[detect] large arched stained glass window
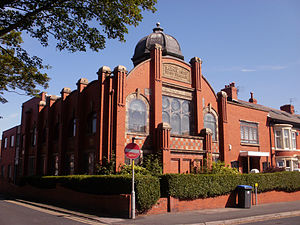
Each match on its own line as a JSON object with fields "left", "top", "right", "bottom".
{"left": 204, "top": 113, "right": 217, "bottom": 141}
{"left": 162, "top": 95, "right": 192, "bottom": 135}
{"left": 128, "top": 99, "right": 147, "bottom": 133}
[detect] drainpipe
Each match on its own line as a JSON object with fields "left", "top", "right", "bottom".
{"left": 268, "top": 120, "right": 273, "bottom": 167}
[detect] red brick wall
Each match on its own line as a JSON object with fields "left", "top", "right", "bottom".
{"left": 224, "top": 102, "right": 271, "bottom": 171}
{"left": 0, "top": 179, "right": 130, "bottom": 217}
{"left": 145, "top": 190, "right": 300, "bottom": 215}
{"left": 0, "top": 126, "right": 18, "bottom": 180}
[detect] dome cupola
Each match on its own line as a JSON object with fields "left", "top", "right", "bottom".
{"left": 131, "top": 23, "right": 184, "bottom": 66}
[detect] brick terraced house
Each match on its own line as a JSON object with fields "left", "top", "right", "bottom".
{"left": 1, "top": 24, "right": 300, "bottom": 181}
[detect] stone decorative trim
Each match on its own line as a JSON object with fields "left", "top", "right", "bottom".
{"left": 162, "top": 63, "right": 191, "bottom": 84}
{"left": 162, "top": 84, "right": 193, "bottom": 100}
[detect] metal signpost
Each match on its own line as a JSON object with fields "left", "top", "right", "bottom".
{"left": 255, "top": 183, "right": 258, "bottom": 205}
{"left": 124, "top": 141, "right": 141, "bottom": 219}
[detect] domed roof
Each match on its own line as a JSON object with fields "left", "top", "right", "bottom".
{"left": 132, "top": 23, "right": 184, "bottom": 66}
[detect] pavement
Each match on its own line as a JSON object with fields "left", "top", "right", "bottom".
{"left": 2, "top": 195, "right": 300, "bottom": 225}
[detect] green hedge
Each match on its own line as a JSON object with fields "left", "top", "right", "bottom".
{"left": 160, "top": 172, "right": 300, "bottom": 200}
{"left": 22, "top": 174, "right": 160, "bottom": 213}
{"left": 22, "top": 172, "right": 300, "bottom": 211}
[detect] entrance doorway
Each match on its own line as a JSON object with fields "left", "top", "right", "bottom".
{"left": 242, "top": 157, "right": 260, "bottom": 173}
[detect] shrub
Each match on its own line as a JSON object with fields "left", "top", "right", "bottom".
{"left": 210, "top": 161, "right": 240, "bottom": 175}
{"left": 95, "top": 155, "right": 116, "bottom": 175}
{"left": 191, "top": 160, "right": 240, "bottom": 175}
{"left": 142, "top": 153, "right": 163, "bottom": 176}
{"left": 135, "top": 175, "right": 160, "bottom": 213}
{"left": 161, "top": 172, "right": 300, "bottom": 199}
{"left": 118, "top": 164, "right": 150, "bottom": 175}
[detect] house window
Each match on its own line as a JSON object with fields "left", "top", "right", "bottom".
{"left": 31, "top": 127, "right": 37, "bottom": 146}
{"left": 274, "top": 125, "right": 296, "bottom": 150}
{"left": 231, "top": 161, "right": 239, "bottom": 170}
{"left": 69, "top": 118, "right": 76, "bottom": 137}
{"left": 277, "top": 160, "right": 284, "bottom": 167}
{"left": 4, "top": 137, "right": 8, "bottom": 149}
{"left": 128, "top": 99, "right": 147, "bottom": 133}
{"left": 283, "top": 129, "right": 290, "bottom": 149}
{"left": 292, "top": 132, "right": 297, "bottom": 149}
{"left": 204, "top": 113, "right": 217, "bottom": 141}
{"left": 275, "top": 130, "right": 282, "bottom": 149}
{"left": 10, "top": 135, "right": 14, "bottom": 147}
{"left": 240, "top": 121, "right": 258, "bottom": 144}
{"left": 162, "top": 95, "right": 192, "bottom": 135}
{"left": 87, "top": 112, "right": 97, "bottom": 134}
{"left": 16, "top": 134, "right": 20, "bottom": 147}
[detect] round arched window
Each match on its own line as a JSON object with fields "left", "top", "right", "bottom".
{"left": 204, "top": 113, "right": 217, "bottom": 141}
{"left": 128, "top": 99, "right": 147, "bottom": 133}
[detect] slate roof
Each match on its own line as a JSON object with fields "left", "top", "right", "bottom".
{"left": 229, "top": 99, "right": 300, "bottom": 126}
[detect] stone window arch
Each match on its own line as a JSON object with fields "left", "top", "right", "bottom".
{"left": 126, "top": 91, "right": 149, "bottom": 134}
{"left": 203, "top": 105, "right": 218, "bottom": 141}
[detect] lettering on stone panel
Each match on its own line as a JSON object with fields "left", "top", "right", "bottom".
{"left": 163, "top": 63, "right": 191, "bottom": 84}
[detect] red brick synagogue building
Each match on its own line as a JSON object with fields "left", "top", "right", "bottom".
{"left": 1, "top": 24, "right": 300, "bottom": 181}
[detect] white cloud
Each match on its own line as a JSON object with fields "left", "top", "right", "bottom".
{"left": 212, "top": 64, "right": 287, "bottom": 73}
{"left": 241, "top": 69, "right": 256, "bottom": 72}
{"left": 258, "top": 65, "right": 286, "bottom": 71}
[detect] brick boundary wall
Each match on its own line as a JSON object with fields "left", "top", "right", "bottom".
{"left": 1, "top": 179, "right": 300, "bottom": 218}
{"left": 145, "top": 190, "right": 300, "bottom": 215}
{"left": 0, "top": 180, "right": 131, "bottom": 218}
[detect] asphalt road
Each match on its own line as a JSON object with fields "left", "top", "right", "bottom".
{"left": 1, "top": 194, "right": 300, "bottom": 225}
{"left": 0, "top": 195, "right": 95, "bottom": 225}
{"left": 242, "top": 215, "right": 300, "bottom": 225}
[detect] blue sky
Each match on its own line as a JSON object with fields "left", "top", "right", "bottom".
{"left": 1, "top": 0, "right": 300, "bottom": 136}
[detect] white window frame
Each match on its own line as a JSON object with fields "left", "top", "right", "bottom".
{"left": 10, "top": 135, "right": 15, "bottom": 147}
{"left": 275, "top": 130, "right": 282, "bottom": 149}
{"left": 276, "top": 157, "right": 299, "bottom": 171}
{"left": 240, "top": 121, "right": 259, "bottom": 144}
{"left": 273, "top": 124, "right": 296, "bottom": 150}
{"left": 291, "top": 131, "right": 297, "bottom": 149}
{"left": 4, "top": 137, "right": 8, "bottom": 149}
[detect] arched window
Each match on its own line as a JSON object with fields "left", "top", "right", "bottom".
{"left": 31, "top": 126, "right": 37, "bottom": 146}
{"left": 87, "top": 112, "right": 97, "bottom": 134}
{"left": 204, "top": 113, "right": 217, "bottom": 141}
{"left": 68, "top": 118, "right": 76, "bottom": 137}
{"left": 128, "top": 99, "right": 147, "bottom": 133}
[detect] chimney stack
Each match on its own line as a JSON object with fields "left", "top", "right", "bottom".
{"left": 221, "top": 82, "right": 237, "bottom": 100}
{"left": 280, "top": 104, "right": 295, "bottom": 114}
{"left": 249, "top": 92, "right": 257, "bottom": 104}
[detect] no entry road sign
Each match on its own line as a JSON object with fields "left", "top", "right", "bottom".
{"left": 125, "top": 143, "right": 140, "bottom": 159}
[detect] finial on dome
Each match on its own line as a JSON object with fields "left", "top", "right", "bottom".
{"left": 153, "top": 22, "right": 163, "bottom": 32}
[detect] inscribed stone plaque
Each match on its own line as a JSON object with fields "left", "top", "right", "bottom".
{"left": 163, "top": 63, "right": 191, "bottom": 84}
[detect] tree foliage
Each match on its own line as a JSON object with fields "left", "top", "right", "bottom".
{"left": 0, "top": 0, "right": 157, "bottom": 103}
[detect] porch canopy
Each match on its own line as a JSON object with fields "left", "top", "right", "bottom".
{"left": 240, "top": 151, "right": 270, "bottom": 173}
{"left": 240, "top": 151, "right": 270, "bottom": 157}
